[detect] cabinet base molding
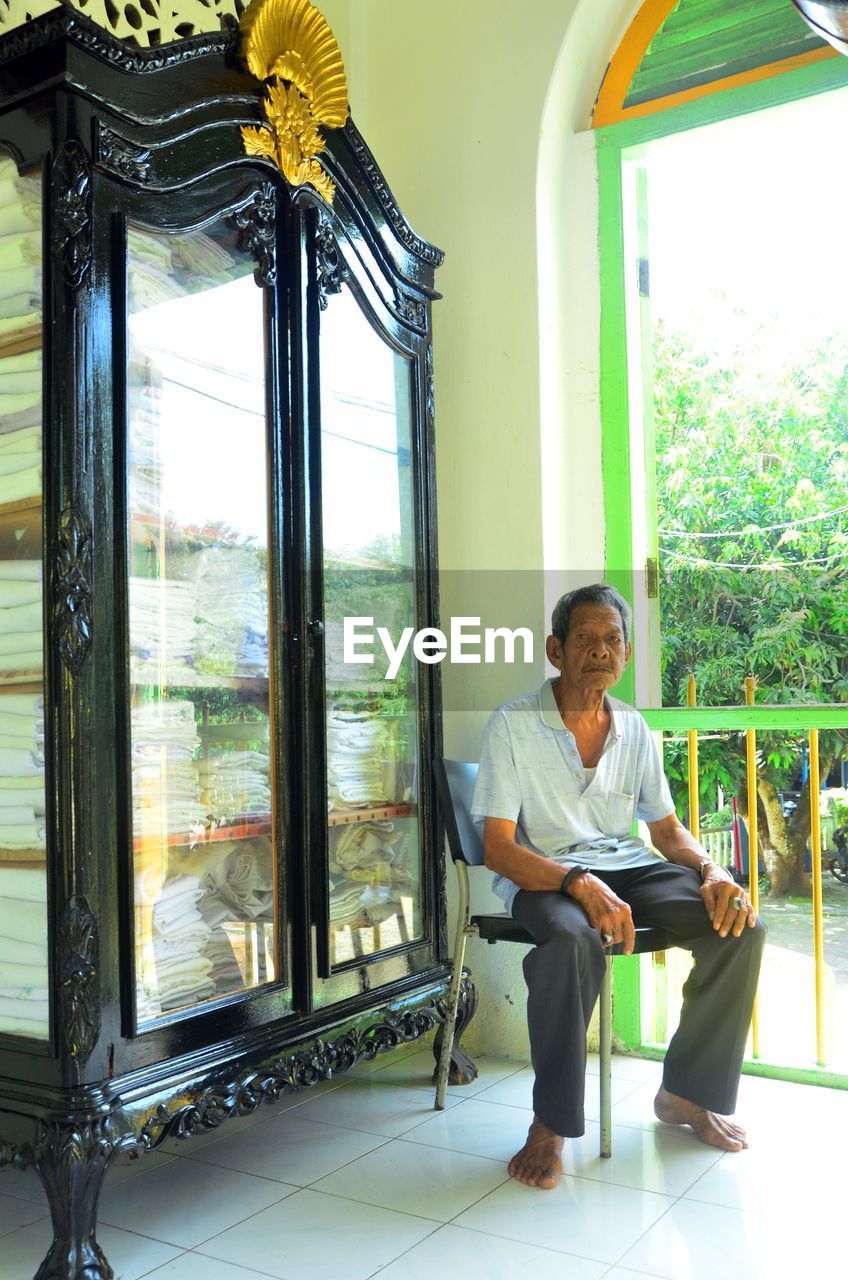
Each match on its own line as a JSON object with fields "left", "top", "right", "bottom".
{"left": 0, "top": 973, "right": 478, "bottom": 1279}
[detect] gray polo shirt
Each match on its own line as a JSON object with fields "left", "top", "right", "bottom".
{"left": 471, "top": 679, "right": 674, "bottom": 914}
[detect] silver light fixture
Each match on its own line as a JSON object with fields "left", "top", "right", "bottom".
{"left": 793, "top": 1, "right": 848, "bottom": 53}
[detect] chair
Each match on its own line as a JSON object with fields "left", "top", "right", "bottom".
{"left": 433, "top": 758, "right": 670, "bottom": 1158}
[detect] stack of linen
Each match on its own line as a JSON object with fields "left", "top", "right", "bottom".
{"left": 0, "top": 406, "right": 40, "bottom": 508}
{"left": 129, "top": 576, "right": 198, "bottom": 685}
{"left": 0, "top": 561, "right": 42, "bottom": 682}
{"left": 170, "top": 231, "right": 236, "bottom": 286}
{"left": 188, "top": 836, "right": 275, "bottom": 994}
{"left": 0, "top": 689, "right": 45, "bottom": 857}
{"left": 0, "top": 157, "right": 41, "bottom": 351}
{"left": 328, "top": 818, "right": 412, "bottom": 931}
{"left": 330, "top": 818, "right": 406, "bottom": 878}
{"left": 135, "top": 869, "right": 214, "bottom": 1017}
{"left": 131, "top": 699, "right": 205, "bottom": 843}
{"left": 202, "top": 746, "right": 271, "bottom": 825}
{"left": 193, "top": 545, "right": 269, "bottom": 679}
{"left": 326, "top": 704, "right": 389, "bottom": 809}
{"left": 0, "top": 864, "right": 48, "bottom": 1037}
{"left": 328, "top": 879, "right": 369, "bottom": 928}
{"left": 128, "top": 232, "right": 183, "bottom": 312}
{"left": 128, "top": 227, "right": 237, "bottom": 315}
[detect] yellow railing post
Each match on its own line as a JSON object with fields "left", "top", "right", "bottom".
{"left": 744, "top": 676, "right": 760, "bottom": 1058}
{"left": 809, "top": 729, "right": 826, "bottom": 1066}
{"left": 687, "top": 673, "right": 699, "bottom": 842}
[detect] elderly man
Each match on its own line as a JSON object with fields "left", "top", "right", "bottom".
{"left": 472, "top": 583, "right": 765, "bottom": 1189}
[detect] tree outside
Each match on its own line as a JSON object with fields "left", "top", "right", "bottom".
{"left": 654, "top": 321, "right": 848, "bottom": 896}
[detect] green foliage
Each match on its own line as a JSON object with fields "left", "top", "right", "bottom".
{"left": 700, "top": 805, "right": 733, "bottom": 831}
{"left": 654, "top": 322, "right": 848, "bottom": 811}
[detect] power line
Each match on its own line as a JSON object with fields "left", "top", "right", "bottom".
{"left": 659, "top": 546, "right": 847, "bottom": 570}
{"left": 658, "top": 503, "right": 848, "bottom": 538}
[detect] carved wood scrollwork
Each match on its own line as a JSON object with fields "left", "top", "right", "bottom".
{"left": 1, "top": 1113, "right": 139, "bottom": 1280}
{"left": 52, "top": 140, "right": 93, "bottom": 289}
{"left": 347, "top": 125, "right": 445, "bottom": 269}
{"left": 395, "top": 291, "right": 427, "bottom": 332}
{"left": 315, "top": 216, "right": 346, "bottom": 309}
{"left": 0, "top": 3, "right": 246, "bottom": 52}
{"left": 52, "top": 506, "right": 93, "bottom": 674}
{"left": 230, "top": 183, "right": 277, "bottom": 287}
{"left": 425, "top": 343, "right": 435, "bottom": 430}
{"left": 137, "top": 981, "right": 473, "bottom": 1149}
{"left": 95, "top": 121, "right": 152, "bottom": 183}
{"left": 58, "top": 895, "right": 100, "bottom": 1065}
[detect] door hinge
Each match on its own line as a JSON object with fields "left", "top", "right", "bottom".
{"left": 638, "top": 256, "right": 650, "bottom": 298}
{"left": 646, "top": 556, "right": 659, "bottom": 599}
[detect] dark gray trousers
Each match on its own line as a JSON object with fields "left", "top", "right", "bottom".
{"left": 512, "top": 861, "right": 767, "bottom": 1137}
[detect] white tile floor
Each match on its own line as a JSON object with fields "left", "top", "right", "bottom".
{"left": 0, "top": 1042, "right": 844, "bottom": 1279}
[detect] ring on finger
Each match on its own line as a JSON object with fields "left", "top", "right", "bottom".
{"left": 601, "top": 930, "right": 613, "bottom": 945}
{"left": 732, "top": 896, "right": 745, "bottom": 911}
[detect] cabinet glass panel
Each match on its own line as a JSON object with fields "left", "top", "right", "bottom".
{"left": 127, "top": 219, "right": 278, "bottom": 1022}
{"left": 0, "top": 154, "right": 47, "bottom": 1040}
{"left": 320, "top": 286, "right": 422, "bottom": 966}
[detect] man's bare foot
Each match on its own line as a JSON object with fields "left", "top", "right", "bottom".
{"left": 654, "top": 1085, "right": 748, "bottom": 1152}
{"left": 508, "top": 1117, "right": 565, "bottom": 1188}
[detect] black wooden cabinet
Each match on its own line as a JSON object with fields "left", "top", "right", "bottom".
{"left": 0, "top": 11, "right": 473, "bottom": 1278}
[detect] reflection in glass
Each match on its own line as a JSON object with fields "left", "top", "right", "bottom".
{"left": 0, "top": 155, "right": 47, "bottom": 1039}
{"left": 320, "top": 287, "right": 422, "bottom": 966}
{"left": 127, "top": 220, "right": 278, "bottom": 1021}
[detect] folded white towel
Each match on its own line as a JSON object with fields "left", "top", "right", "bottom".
{"left": 0, "top": 822, "right": 44, "bottom": 845}
{"left": 0, "top": 264, "right": 41, "bottom": 304}
{"left": 0, "top": 693, "right": 43, "bottom": 717}
{"left": 0, "top": 559, "right": 40, "bottom": 579}
{"left": 0, "top": 201, "right": 40, "bottom": 241}
{"left": 0, "top": 807, "right": 38, "bottom": 826}
{"left": 0, "top": 608, "right": 42, "bottom": 636}
{"left": 0, "top": 936, "right": 46, "bottom": 964}
{"left": 0, "top": 959, "right": 47, "bottom": 986}
{"left": 0, "top": 451, "right": 39, "bottom": 476}
{"left": 0, "top": 866, "right": 45, "bottom": 902}
{"left": 0, "top": 1013, "right": 47, "bottom": 1036}
{"left": 0, "top": 234, "right": 41, "bottom": 273}
{"left": 0, "top": 652, "right": 42, "bottom": 675}
{"left": 0, "top": 634, "right": 41, "bottom": 657}
{"left": 0, "top": 786, "right": 42, "bottom": 810}
{"left": 0, "top": 464, "right": 40, "bottom": 503}
{"left": 0, "top": 296, "right": 39, "bottom": 321}
{"left": 0, "top": 746, "right": 42, "bottom": 776}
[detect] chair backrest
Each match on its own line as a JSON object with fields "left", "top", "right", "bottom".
{"left": 433, "top": 759, "right": 484, "bottom": 866}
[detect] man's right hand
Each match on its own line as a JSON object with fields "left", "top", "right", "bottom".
{"left": 564, "top": 872, "right": 635, "bottom": 954}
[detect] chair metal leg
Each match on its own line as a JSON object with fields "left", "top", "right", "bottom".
{"left": 435, "top": 862, "right": 471, "bottom": 1110}
{"left": 599, "top": 952, "right": 613, "bottom": 1158}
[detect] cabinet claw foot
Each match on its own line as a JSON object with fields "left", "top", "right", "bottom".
{"left": 31, "top": 1121, "right": 119, "bottom": 1280}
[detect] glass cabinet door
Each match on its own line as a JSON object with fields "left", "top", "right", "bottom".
{"left": 0, "top": 153, "right": 47, "bottom": 1040}
{"left": 319, "top": 285, "right": 423, "bottom": 968}
{"left": 126, "top": 217, "right": 280, "bottom": 1022}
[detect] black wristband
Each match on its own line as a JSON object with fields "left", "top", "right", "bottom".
{"left": 559, "top": 866, "right": 587, "bottom": 897}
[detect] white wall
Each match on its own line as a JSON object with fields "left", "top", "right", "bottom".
{"left": 346, "top": 0, "right": 642, "bottom": 1056}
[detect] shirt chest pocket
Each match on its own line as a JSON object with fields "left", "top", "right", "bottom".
{"left": 605, "top": 790, "right": 635, "bottom": 837}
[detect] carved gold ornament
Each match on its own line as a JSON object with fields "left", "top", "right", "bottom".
{"left": 240, "top": 0, "right": 349, "bottom": 204}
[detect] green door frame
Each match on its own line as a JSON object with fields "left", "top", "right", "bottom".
{"left": 597, "top": 54, "right": 848, "bottom": 1081}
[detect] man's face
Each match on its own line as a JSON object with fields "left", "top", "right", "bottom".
{"left": 546, "top": 602, "right": 631, "bottom": 693}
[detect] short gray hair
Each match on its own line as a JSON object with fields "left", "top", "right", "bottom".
{"left": 550, "top": 583, "right": 632, "bottom": 646}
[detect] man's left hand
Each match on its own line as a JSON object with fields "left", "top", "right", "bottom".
{"left": 700, "top": 866, "right": 757, "bottom": 938}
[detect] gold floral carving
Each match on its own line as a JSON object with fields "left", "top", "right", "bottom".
{"left": 239, "top": 0, "right": 349, "bottom": 204}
